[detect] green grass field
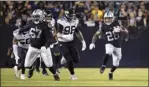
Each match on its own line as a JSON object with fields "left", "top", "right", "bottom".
{"left": 1, "top": 68, "right": 148, "bottom": 86}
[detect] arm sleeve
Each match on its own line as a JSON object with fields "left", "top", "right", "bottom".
{"left": 19, "top": 22, "right": 32, "bottom": 33}
{"left": 56, "top": 23, "right": 63, "bottom": 33}
{"left": 75, "top": 23, "right": 81, "bottom": 33}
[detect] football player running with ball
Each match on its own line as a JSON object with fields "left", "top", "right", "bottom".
{"left": 89, "top": 11, "right": 128, "bottom": 80}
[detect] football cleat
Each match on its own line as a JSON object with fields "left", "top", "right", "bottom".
{"left": 13, "top": 66, "right": 20, "bottom": 78}
{"left": 53, "top": 74, "right": 60, "bottom": 81}
{"left": 28, "top": 69, "right": 34, "bottom": 78}
{"left": 20, "top": 74, "right": 26, "bottom": 80}
{"left": 109, "top": 73, "right": 113, "bottom": 80}
{"left": 100, "top": 66, "right": 106, "bottom": 74}
{"left": 71, "top": 75, "right": 78, "bottom": 80}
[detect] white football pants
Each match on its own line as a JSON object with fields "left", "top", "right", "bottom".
{"left": 24, "top": 45, "right": 53, "bottom": 67}
{"left": 105, "top": 44, "right": 122, "bottom": 67}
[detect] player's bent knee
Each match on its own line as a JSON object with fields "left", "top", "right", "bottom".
{"left": 113, "top": 62, "right": 119, "bottom": 67}
{"left": 45, "top": 62, "right": 53, "bottom": 67}
{"left": 113, "top": 59, "right": 120, "bottom": 67}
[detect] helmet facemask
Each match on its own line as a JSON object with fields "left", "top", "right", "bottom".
{"left": 45, "top": 14, "right": 52, "bottom": 22}
{"left": 104, "top": 11, "right": 114, "bottom": 25}
{"left": 64, "top": 9, "right": 75, "bottom": 21}
{"left": 104, "top": 17, "right": 114, "bottom": 25}
{"left": 31, "top": 9, "right": 44, "bottom": 24}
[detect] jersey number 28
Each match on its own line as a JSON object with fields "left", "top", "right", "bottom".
{"left": 106, "top": 31, "right": 119, "bottom": 41}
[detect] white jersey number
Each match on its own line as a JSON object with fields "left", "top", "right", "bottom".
{"left": 30, "top": 27, "right": 42, "bottom": 38}
{"left": 63, "top": 26, "right": 75, "bottom": 35}
{"left": 106, "top": 31, "right": 119, "bottom": 41}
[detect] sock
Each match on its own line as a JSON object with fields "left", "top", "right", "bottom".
{"left": 67, "top": 61, "right": 74, "bottom": 75}
{"left": 49, "top": 66, "right": 56, "bottom": 75}
{"left": 55, "top": 56, "right": 60, "bottom": 70}
{"left": 102, "top": 54, "right": 110, "bottom": 66}
{"left": 110, "top": 66, "right": 117, "bottom": 73}
{"left": 36, "top": 58, "right": 40, "bottom": 70}
{"left": 41, "top": 61, "right": 46, "bottom": 72}
{"left": 22, "top": 67, "right": 25, "bottom": 74}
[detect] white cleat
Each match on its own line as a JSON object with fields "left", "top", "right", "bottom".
{"left": 20, "top": 74, "right": 26, "bottom": 80}
{"left": 13, "top": 66, "right": 19, "bottom": 78}
{"left": 71, "top": 75, "right": 78, "bottom": 80}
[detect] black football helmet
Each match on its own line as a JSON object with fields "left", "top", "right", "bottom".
{"left": 45, "top": 10, "right": 53, "bottom": 22}
{"left": 64, "top": 8, "right": 75, "bottom": 21}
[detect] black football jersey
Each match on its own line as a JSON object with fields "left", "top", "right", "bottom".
{"left": 19, "top": 21, "right": 54, "bottom": 49}
{"left": 100, "top": 21, "right": 122, "bottom": 47}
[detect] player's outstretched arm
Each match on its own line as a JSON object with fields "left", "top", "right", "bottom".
{"left": 75, "top": 29, "right": 86, "bottom": 51}
{"left": 89, "top": 31, "right": 101, "bottom": 50}
{"left": 18, "top": 21, "right": 32, "bottom": 34}
{"left": 12, "top": 37, "right": 19, "bottom": 63}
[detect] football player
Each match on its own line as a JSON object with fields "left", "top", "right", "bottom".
{"left": 89, "top": 11, "right": 128, "bottom": 80}
{"left": 56, "top": 8, "right": 86, "bottom": 80}
{"left": 45, "top": 10, "right": 62, "bottom": 73}
{"left": 13, "top": 18, "right": 30, "bottom": 80}
{"left": 18, "top": 9, "right": 60, "bottom": 81}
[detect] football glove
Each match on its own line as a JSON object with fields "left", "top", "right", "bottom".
{"left": 113, "top": 26, "right": 121, "bottom": 33}
{"left": 81, "top": 40, "right": 86, "bottom": 51}
{"left": 89, "top": 43, "right": 95, "bottom": 50}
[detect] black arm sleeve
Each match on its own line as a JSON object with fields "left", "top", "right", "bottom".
{"left": 56, "top": 23, "right": 63, "bottom": 33}
{"left": 75, "top": 23, "right": 81, "bottom": 33}
{"left": 19, "top": 22, "right": 32, "bottom": 34}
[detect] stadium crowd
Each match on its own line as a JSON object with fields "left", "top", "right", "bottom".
{"left": 0, "top": 1, "right": 149, "bottom": 38}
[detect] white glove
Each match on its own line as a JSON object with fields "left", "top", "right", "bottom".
{"left": 50, "top": 44, "right": 54, "bottom": 48}
{"left": 61, "top": 56, "right": 66, "bottom": 65}
{"left": 81, "top": 40, "right": 86, "bottom": 51}
{"left": 89, "top": 43, "right": 95, "bottom": 50}
{"left": 113, "top": 26, "right": 121, "bottom": 33}
{"left": 41, "top": 46, "right": 47, "bottom": 53}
